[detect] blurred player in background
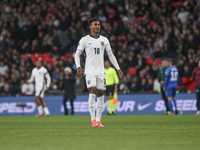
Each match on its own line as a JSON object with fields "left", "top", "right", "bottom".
{"left": 105, "top": 60, "right": 119, "bottom": 115}
{"left": 27, "top": 60, "right": 51, "bottom": 116}
{"left": 158, "top": 58, "right": 170, "bottom": 115}
{"left": 164, "top": 58, "right": 179, "bottom": 114}
{"left": 192, "top": 59, "right": 200, "bottom": 115}
{"left": 75, "top": 18, "right": 123, "bottom": 127}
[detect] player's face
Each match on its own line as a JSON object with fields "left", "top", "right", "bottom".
{"left": 90, "top": 21, "right": 101, "bottom": 33}
{"left": 35, "top": 61, "right": 42, "bottom": 68}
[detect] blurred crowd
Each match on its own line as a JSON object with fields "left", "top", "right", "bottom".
{"left": 0, "top": 0, "right": 200, "bottom": 96}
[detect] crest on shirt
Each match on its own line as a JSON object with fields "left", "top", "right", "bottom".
{"left": 88, "top": 80, "right": 90, "bottom": 85}
{"left": 101, "top": 41, "right": 104, "bottom": 46}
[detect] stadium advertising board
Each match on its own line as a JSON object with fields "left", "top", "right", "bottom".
{"left": 0, "top": 93, "right": 197, "bottom": 116}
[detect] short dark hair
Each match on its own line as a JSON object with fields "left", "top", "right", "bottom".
{"left": 88, "top": 18, "right": 99, "bottom": 26}
{"left": 167, "top": 58, "right": 173, "bottom": 65}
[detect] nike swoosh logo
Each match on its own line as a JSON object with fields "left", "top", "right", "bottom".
{"left": 137, "top": 103, "right": 152, "bottom": 111}
{"left": 88, "top": 43, "right": 92, "bottom": 45}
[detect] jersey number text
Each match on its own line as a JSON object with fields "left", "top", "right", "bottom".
{"left": 94, "top": 48, "right": 100, "bottom": 54}
{"left": 170, "top": 71, "right": 178, "bottom": 81}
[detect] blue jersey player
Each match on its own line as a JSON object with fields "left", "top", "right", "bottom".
{"left": 164, "top": 58, "right": 179, "bottom": 114}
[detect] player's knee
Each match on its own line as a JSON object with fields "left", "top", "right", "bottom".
{"left": 168, "top": 97, "right": 172, "bottom": 100}
{"left": 88, "top": 87, "right": 96, "bottom": 94}
{"left": 96, "top": 90, "right": 104, "bottom": 97}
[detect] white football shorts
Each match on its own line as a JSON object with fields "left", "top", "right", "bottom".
{"left": 85, "top": 74, "right": 106, "bottom": 91}
{"left": 35, "top": 89, "right": 45, "bottom": 98}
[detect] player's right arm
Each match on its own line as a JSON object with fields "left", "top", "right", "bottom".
{"left": 75, "top": 38, "right": 84, "bottom": 77}
{"left": 27, "top": 69, "right": 35, "bottom": 84}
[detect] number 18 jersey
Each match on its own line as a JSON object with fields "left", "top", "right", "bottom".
{"left": 164, "top": 65, "right": 179, "bottom": 89}
{"left": 77, "top": 34, "right": 111, "bottom": 75}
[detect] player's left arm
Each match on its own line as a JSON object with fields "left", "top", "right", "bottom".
{"left": 113, "top": 69, "right": 119, "bottom": 92}
{"left": 105, "top": 38, "right": 123, "bottom": 79}
{"left": 44, "top": 70, "right": 51, "bottom": 91}
{"left": 107, "top": 51, "right": 123, "bottom": 79}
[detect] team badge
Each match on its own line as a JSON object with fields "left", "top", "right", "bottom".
{"left": 101, "top": 41, "right": 104, "bottom": 46}
{"left": 88, "top": 80, "right": 90, "bottom": 85}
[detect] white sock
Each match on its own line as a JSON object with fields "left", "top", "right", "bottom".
{"left": 38, "top": 106, "right": 43, "bottom": 114}
{"left": 43, "top": 107, "right": 50, "bottom": 115}
{"left": 88, "top": 93, "right": 96, "bottom": 121}
{"left": 96, "top": 95, "right": 104, "bottom": 122}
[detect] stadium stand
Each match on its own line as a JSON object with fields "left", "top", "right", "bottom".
{"left": 0, "top": 0, "right": 199, "bottom": 96}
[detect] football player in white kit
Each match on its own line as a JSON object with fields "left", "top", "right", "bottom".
{"left": 27, "top": 60, "right": 51, "bottom": 116}
{"left": 75, "top": 18, "right": 123, "bottom": 127}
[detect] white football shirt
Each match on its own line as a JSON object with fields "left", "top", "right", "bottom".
{"left": 28, "top": 66, "right": 51, "bottom": 90}
{"left": 76, "top": 34, "right": 112, "bottom": 75}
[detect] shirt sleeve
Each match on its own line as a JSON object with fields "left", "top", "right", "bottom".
{"left": 164, "top": 69, "right": 170, "bottom": 88}
{"left": 44, "top": 68, "right": 51, "bottom": 88}
{"left": 105, "top": 38, "right": 112, "bottom": 53}
{"left": 75, "top": 38, "right": 85, "bottom": 68}
{"left": 77, "top": 38, "right": 85, "bottom": 51}
{"left": 105, "top": 38, "right": 120, "bottom": 70}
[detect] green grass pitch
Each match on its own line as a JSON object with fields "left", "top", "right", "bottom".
{"left": 0, "top": 115, "right": 200, "bottom": 150}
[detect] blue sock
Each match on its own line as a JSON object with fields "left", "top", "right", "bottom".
{"left": 173, "top": 98, "right": 177, "bottom": 109}
{"left": 168, "top": 100, "right": 174, "bottom": 113}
